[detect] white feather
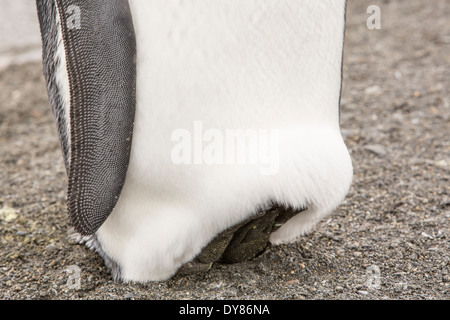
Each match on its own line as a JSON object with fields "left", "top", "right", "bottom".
{"left": 54, "top": 4, "right": 71, "bottom": 154}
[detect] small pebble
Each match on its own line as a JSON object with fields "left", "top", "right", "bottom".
{"left": 45, "top": 244, "right": 58, "bottom": 251}
{"left": 365, "top": 85, "right": 382, "bottom": 95}
{"left": 364, "top": 144, "right": 387, "bottom": 157}
{"left": 124, "top": 293, "right": 133, "bottom": 300}
{"left": 358, "top": 290, "right": 369, "bottom": 295}
{"left": 0, "top": 206, "right": 18, "bottom": 222}
{"left": 421, "top": 232, "right": 434, "bottom": 239}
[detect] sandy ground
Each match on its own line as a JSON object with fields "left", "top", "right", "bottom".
{"left": 0, "top": 0, "right": 42, "bottom": 72}
{"left": 0, "top": 0, "right": 448, "bottom": 300}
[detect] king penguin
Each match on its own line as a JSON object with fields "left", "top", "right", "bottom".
{"left": 36, "top": 0, "right": 352, "bottom": 282}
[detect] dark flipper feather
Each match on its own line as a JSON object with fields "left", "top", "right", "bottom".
{"left": 36, "top": 0, "right": 71, "bottom": 171}
{"left": 37, "top": 0, "right": 136, "bottom": 235}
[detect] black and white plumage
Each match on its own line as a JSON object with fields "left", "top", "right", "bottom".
{"left": 36, "top": 0, "right": 352, "bottom": 282}
{"left": 37, "top": 0, "right": 136, "bottom": 235}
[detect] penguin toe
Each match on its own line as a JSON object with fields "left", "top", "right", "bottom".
{"left": 179, "top": 204, "right": 306, "bottom": 274}
{"left": 219, "top": 205, "right": 305, "bottom": 263}
{"left": 176, "top": 261, "right": 214, "bottom": 275}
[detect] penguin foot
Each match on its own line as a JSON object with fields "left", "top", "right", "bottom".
{"left": 179, "top": 204, "right": 306, "bottom": 274}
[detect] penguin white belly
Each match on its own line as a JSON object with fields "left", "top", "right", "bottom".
{"left": 94, "top": 0, "right": 352, "bottom": 282}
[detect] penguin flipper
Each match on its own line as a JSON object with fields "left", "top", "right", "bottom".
{"left": 37, "top": 0, "right": 136, "bottom": 236}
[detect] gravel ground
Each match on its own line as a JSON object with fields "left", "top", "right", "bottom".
{"left": 0, "top": 0, "right": 448, "bottom": 300}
